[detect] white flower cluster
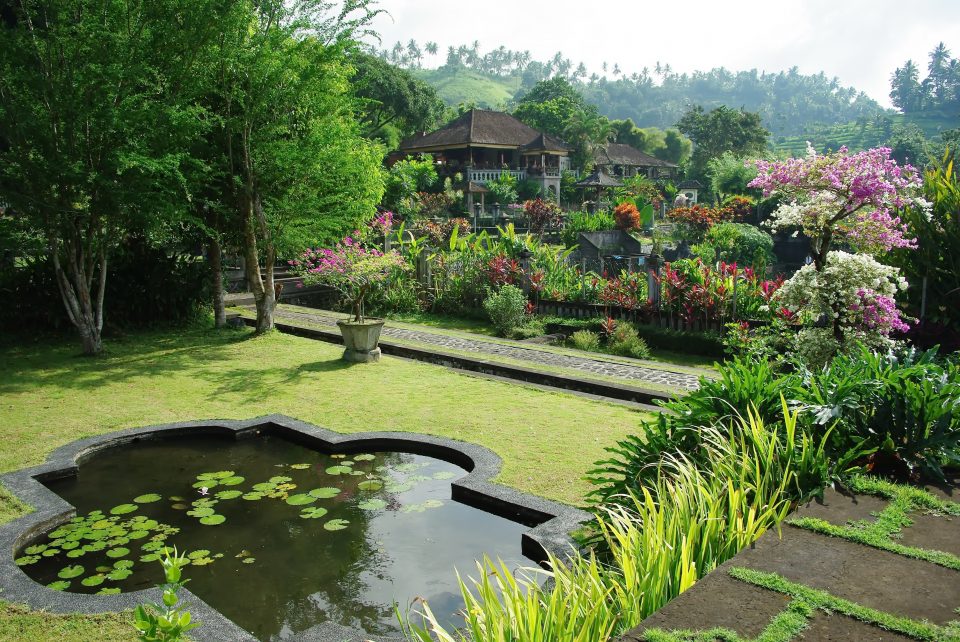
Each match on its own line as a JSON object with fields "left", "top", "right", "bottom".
{"left": 775, "top": 251, "right": 907, "bottom": 366}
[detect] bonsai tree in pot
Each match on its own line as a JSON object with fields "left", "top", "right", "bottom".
{"left": 295, "top": 237, "right": 407, "bottom": 362}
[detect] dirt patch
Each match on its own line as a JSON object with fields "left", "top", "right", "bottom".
{"left": 735, "top": 527, "right": 960, "bottom": 624}
{"left": 617, "top": 572, "right": 790, "bottom": 641}
{"left": 898, "top": 511, "right": 960, "bottom": 557}
{"left": 799, "top": 613, "right": 917, "bottom": 641}
{"left": 792, "top": 487, "right": 888, "bottom": 525}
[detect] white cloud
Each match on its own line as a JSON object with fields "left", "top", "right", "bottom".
{"left": 366, "top": 0, "right": 960, "bottom": 109}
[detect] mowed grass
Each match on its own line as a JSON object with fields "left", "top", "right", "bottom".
{"left": 0, "top": 323, "right": 649, "bottom": 507}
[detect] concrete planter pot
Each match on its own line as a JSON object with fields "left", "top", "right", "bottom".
{"left": 337, "top": 318, "right": 385, "bottom": 363}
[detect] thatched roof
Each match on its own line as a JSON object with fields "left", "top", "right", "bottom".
{"left": 575, "top": 169, "right": 622, "bottom": 188}
{"left": 596, "top": 143, "right": 678, "bottom": 168}
{"left": 398, "top": 109, "right": 570, "bottom": 153}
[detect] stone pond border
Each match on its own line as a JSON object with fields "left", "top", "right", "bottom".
{"left": 0, "top": 414, "right": 592, "bottom": 642}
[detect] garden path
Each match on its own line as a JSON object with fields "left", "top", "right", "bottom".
{"left": 259, "top": 305, "right": 707, "bottom": 392}
{"left": 618, "top": 478, "right": 960, "bottom": 641}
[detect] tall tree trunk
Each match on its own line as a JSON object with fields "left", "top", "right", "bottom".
{"left": 50, "top": 232, "right": 106, "bottom": 355}
{"left": 241, "top": 191, "right": 275, "bottom": 333}
{"left": 209, "top": 235, "right": 226, "bottom": 328}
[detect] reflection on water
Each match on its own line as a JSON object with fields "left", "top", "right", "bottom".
{"left": 25, "top": 434, "right": 534, "bottom": 639}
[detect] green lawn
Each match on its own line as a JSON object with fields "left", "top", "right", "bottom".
{"left": 0, "top": 323, "right": 650, "bottom": 639}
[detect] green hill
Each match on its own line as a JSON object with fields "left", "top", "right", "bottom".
{"left": 415, "top": 68, "right": 519, "bottom": 109}
{"left": 773, "top": 112, "right": 958, "bottom": 155}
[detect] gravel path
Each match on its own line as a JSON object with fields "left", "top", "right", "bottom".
{"left": 268, "top": 307, "right": 704, "bottom": 391}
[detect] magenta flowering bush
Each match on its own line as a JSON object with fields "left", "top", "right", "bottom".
{"left": 751, "top": 146, "right": 924, "bottom": 365}
{"left": 750, "top": 145, "right": 924, "bottom": 264}
{"left": 292, "top": 237, "right": 407, "bottom": 322}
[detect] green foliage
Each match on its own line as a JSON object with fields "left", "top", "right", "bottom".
{"left": 486, "top": 172, "right": 519, "bottom": 205}
{"left": 694, "top": 222, "right": 774, "bottom": 268}
{"left": 676, "top": 106, "right": 769, "bottom": 181}
{"left": 706, "top": 151, "right": 760, "bottom": 199}
{"left": 570, "top": 330, "right": 601, "bottom": 352}
{"left": 509, "top": 319, "right": 546, "bottom": 340}
{"left": 632, "top": 325, "right": 726, "bottom": 358}
{"left": 482, "top": 285, "right": 528, "bottom": 337}
{"left": 607, "top": 323, "right": 651, "bottom": 359}
{"left": 560, "top": 211, "right": 615, "bottom": 247}
{"left": 383, "top": 156, "right": 439, "bottom": 217}
{"left": 890, "top": 152, "right": 960, "bottom": 342}
{"left": 890, "top": 42, "right": 960, "bottom": 116}
{"left": 349, "top": 51, "right": 446, "bottom": 146}
{"left": 133, "top": 548, "right": 199, "bottom": 642}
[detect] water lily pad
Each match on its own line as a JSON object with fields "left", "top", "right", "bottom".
{"left": 196, "top": 472, "right": 220, "bottom": 481}
{"left": 395, "top": 463, "right": 424, "bottom": 473}
{"left": 242, "top": 557, "right": 256, "bottom": 564}
{"left": 47, "top": 580, "right": 70, "bottom": 591}
{"left": 285, "top": 493, "right": 316, "bottom": 506}
{"left": 133, "top": 493, "right": 162, "bottom": 504}
{"left": 41, "top": 549, "right": 60, "bottom": 557}
{"left": 81, "top": 575, "right": 105, "bottom": 587}
{"left": 290, "top": 463, "right": 311, "bottom": 470}
{"left": 49, "top": 528, "right": 71, "bottom": 539}
{"left": 209, "top": 471, "right": 236, "bottom": 479}
{"left": 308, "top": 487, "right": 341, "bottom": 499}
{"left": 299, "top": 507, "right": 328, "bottom": 519}
{"left": 349, "top": 470, "right": 365, "bottom": 476}
{"left": 98, "top": 587, "right": 121, "bottom": 595}
{"left": 432, "top": 471, "right": 456, "bottom": 480}
{"left": 357, "top": 480, "right": 383, "bottom": 491}
{"left": 234, "top": 550, "right": 252, "bottom": 558}
{"left": 192, "top": 480, "right": 218, "bottom": 489}
{"left": 127, "top": 530, "right": 149, "bottom": 540}
{"left": 252, "top": 483, "right": 275, "bottom": 492}
{"left": 402, "top": 499, "right": 444, "bottom": 513}
{"left": 187, "top": 550, "right": 211, "bottom": 560}
{"left": 168, "top": 496, "right": 185, "bottom": 502}
{"left": 268, "top": 476, "right": 292, "bottom": 484}
{"left": 107, "top": 537, "right": 129, "bottom": 547}
{"left": 109, "top": 504, "right": 138, "bottom": 516}
{"left": 140, "top": 541, "right": 164, "bottom": 552}
{"left": 385, "top": 482, "right": 414, "bottom": 493}
{"left": 106, "top": 547, "right": 130, "bottom": 558}
{"left": 107, "top": 568, "right": 132, "bottom": 581}
{"left": 219, "top": 476, "right": 245, "bottom": 486}
{"left": 90, "top": 520, "right": 113, "bottom": 530}
{"left": 187, "top": 507, "right": 215, "bottom": 518}
{"left": 353, "top": 454, "right": 376, "bottom": 461}
{"left": 66, "top": 549, "right": 86, "bottom": 558}
{"left": 190, "top": 557, "right": 213, "bottom": 566}
{"left": 140, "top": 519, "right": 160, "bottom": 530}
{"left": 15, "top": 555, "right": 40, "bottom": 566}
{"left": 241, "top": 492, "right": 264, "bottom": 501}
{"left": 358, "top": 499, "right": 387, "bottom": 511}
{"left": 58, "top": 564, "right": 85, "bottom": 579}
{"left": 323, "top": 519, "right": 350, "bottom": 531}
{"left": 61, "top": 540, "right": 80, "bottom": 550}
{"left": 409, "top": 475, "right": 431, "bottom": 483}
{"left": 325, "top": 465, "right": 352, "bottom": 475}
{"left": 24, "top": 544, "right": 47, "bottom": 555}
{"left": 422, "top": 499, "right": 444, "bottom": 509}
{"left": 215, "top": 490, "right": 243, "bottom": 500}
{"left": 140, "top": 553, "right": 160, "bottom": 563}
{"left": 199, "top": 514, "right": 226, "bottom": 526}
{"left": 330, "top": 454, "right": 346, "bottom": 459}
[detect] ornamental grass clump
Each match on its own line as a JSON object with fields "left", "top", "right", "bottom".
{"left": 295, "top": 238, "right": 407, "bottom": 322}
{"left": 402, "top": 408, "right": 803, "bottom": 642}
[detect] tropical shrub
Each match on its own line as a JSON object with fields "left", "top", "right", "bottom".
{"left": 523, "top": 197, "right": 563, "bottom": 235}
{"left": 695, "top": 222, "right": 775, "bottom": 268}
{"left": 721, "top": 194, "right": 757, "bottom": 220}
{"left": 383, "top": 155, "right": 438, "bottom": 218}
{"left": 667, "top": 204, "right": 736, "bottom": 241}
{"left": 487, "top": 172, "right": 519, "bottom": 205}
{"left": 560, "top": 210, "right": 615, "bottom": 247}
{"left": 413, "top": 217, "right": 471, "bottom": 247}
{"left": 483, "top": 284, "right": 527, "bottom": 336}
{"left": 607, "top": 323, "right": 651, "bottom": 359}
{"left": 570, "top": 329, "right": 601, "bottom": 351}
{"left": 613, "top": 202, "right": 641, "bottom": 231}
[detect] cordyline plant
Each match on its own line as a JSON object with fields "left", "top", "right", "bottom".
{"left": 292, "top": 237, "right": 407, "bottom": 322}
{"left": 750, "top": 145, "right": 924, "bottom": 362}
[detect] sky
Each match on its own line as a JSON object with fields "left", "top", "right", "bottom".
{"left": 366, "top": 0, "right": 960, "bottom": 108}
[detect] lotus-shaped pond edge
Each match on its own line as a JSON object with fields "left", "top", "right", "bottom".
{"left": 0, "top": 414, "right": 591, "bottom": 642}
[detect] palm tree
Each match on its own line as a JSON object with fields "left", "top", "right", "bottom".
{"left": 425, "top": 41, "right": 438, "bottom": 58}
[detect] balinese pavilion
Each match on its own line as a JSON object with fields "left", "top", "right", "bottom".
{"left": 397, "top": 109, "right": 572, "bottom": 208}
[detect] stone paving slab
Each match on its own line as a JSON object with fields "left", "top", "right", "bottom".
{"left": 798, "top": 614, "right": 917, "bottom": 641}
{"left": 617, "top": 482, "right": 960, "bottom": 641}
{"left": 263, "top": 306, "right": 704, "bottom": 391}
{"left": 618, "top": 571, "right": 791, "bottom": 641}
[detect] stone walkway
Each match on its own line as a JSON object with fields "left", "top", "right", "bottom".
{"left": 259, "top": 305, "right": 706, "bottom": 392}
{"left": 619, "top": 479, "right": 960, "bottom": 641}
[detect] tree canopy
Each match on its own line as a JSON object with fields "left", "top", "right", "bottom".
{"left": 676, "top": 106, "right": 770, "bottom": 181}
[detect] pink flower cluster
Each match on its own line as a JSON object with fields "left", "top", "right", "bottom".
{"left": 749, "top": 146, "right": 922, "bottom": 253}
{"left": 849, "top": 288, "right": 911, "bottom": 334}
{"left": 368, "top": 211, "right": 395, "bottom": 237}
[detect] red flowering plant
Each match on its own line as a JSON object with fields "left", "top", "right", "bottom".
{"left": 598, "top": 271, "right": 647, "bottom": 310}
{"left": 485, "top": 253, "right": 523, "bottom": 287}
{"left": 667, "top": 204, "right": 735, "bottom": 241}
{"left": 523, "top": 198, "right": 563, "bottom": 236}
{"left": 293, "top": 236, "right": 408, "bottom": 322}
{"left": 613, "top": 202, "right": 641, "bottom": 232}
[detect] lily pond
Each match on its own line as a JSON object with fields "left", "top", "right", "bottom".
{"left": 17, "top": 434, "right": 534, "bottom": 639}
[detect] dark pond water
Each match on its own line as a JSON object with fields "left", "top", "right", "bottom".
{"left": 18, "top": 434, "right": 534, "bottom": 640}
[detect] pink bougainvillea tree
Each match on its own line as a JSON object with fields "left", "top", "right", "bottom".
{"left": 749, "top": 145, "right": 925, "bottom": 362}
